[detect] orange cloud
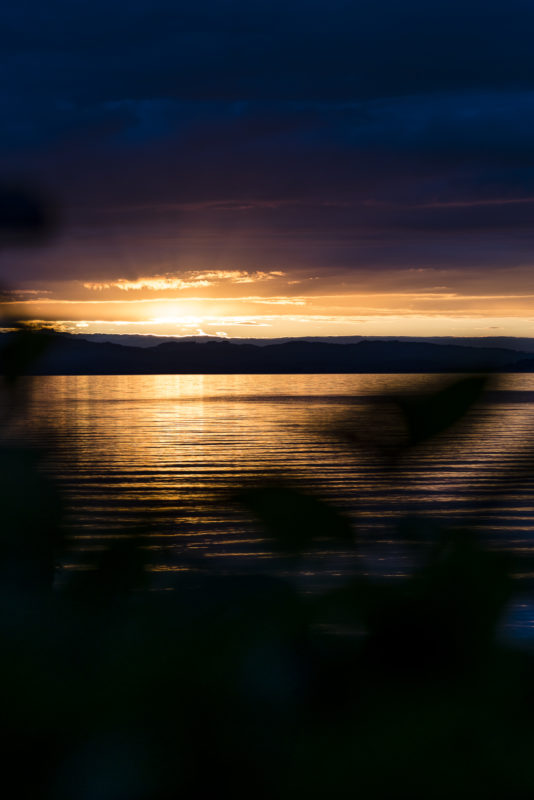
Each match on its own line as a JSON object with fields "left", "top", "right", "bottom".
{"left": 83, "top": 270, "right": 285, "bottom": 291}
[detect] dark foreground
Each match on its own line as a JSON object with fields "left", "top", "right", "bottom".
{"left": 3, "top": 351, "right": 534, "bottom": 798}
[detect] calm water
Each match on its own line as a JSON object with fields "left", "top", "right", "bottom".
{"left": 8, "top": 373, "right": 534, "bottom": 631}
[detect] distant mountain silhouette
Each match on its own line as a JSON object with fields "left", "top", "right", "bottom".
{"left": 69, "top": 333, "right": 534, "bottom": 352}
{"left": 508, "top": 356, "right": 534, "bottom": 371}
{"left": 0, "top": 334, "right": 532, "bottom": 374}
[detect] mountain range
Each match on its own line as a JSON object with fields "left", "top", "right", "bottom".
{"left": 3, "top": 333, "right": 534, "bottom": 374}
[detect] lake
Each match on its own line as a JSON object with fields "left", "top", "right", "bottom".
{"left": 7, "top": 372, "right": 534, "bottom": 634}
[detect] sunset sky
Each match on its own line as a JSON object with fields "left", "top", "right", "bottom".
{"left": 2, "top": 1, "right": 534, "bottom": 338}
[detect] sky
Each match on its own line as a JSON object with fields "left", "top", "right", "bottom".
{"left": 1, "top": 0, "right": 534, "bottom": 338}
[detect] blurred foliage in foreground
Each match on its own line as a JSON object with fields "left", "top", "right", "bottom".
{"left": 1, "top": 343, "right": 534, "bottom": 800}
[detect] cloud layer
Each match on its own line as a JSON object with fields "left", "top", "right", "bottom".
{"left": 2, "top": 1, "right": 534, "bottom": 335}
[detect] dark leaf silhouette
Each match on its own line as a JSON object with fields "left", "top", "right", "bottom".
{"left": 238, "top": 485, "right": 353, "bottom": 553}
{"left": 1, "top": 328, "right": 58, "bottom": 384}
{"left": 0, "top": 184, "right": 56, "bottom": 243}
{"left": 395, "top": 374, "right": 489, "bottom": 446}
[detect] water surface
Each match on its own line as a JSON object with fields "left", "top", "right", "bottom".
{"left": 6, "top": 373, "right": 531, "bottom": 597}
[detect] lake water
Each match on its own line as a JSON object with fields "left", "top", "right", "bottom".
{"left": 7, "top": 373, "right": 534, "bottom": 634}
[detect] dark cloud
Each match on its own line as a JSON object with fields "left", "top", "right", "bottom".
{"left": 4, "top": 1, "right": 534, "bottom": 104}
{"left": 2, "top": 0, "right": 534, "bottom": 287}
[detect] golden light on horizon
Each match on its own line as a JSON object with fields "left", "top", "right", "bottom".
{"left": 1, "top": 266, "right": 534, "bottom": 339}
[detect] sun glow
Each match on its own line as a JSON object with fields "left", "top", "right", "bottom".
{"left": 3, "top": 267, "right": 534, "bottom": 338}
{"left": 150, "top": 314, "right": 204, "bottom": 326}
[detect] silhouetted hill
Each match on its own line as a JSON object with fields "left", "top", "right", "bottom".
{"left": 0, "top": 334, "right": 531, "bottom": 374}
{"left": 509, "top": 356, "right": 534, "bottom": 372}
{"left": 70, "top": 333, "right": 534, "bottom": 352}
